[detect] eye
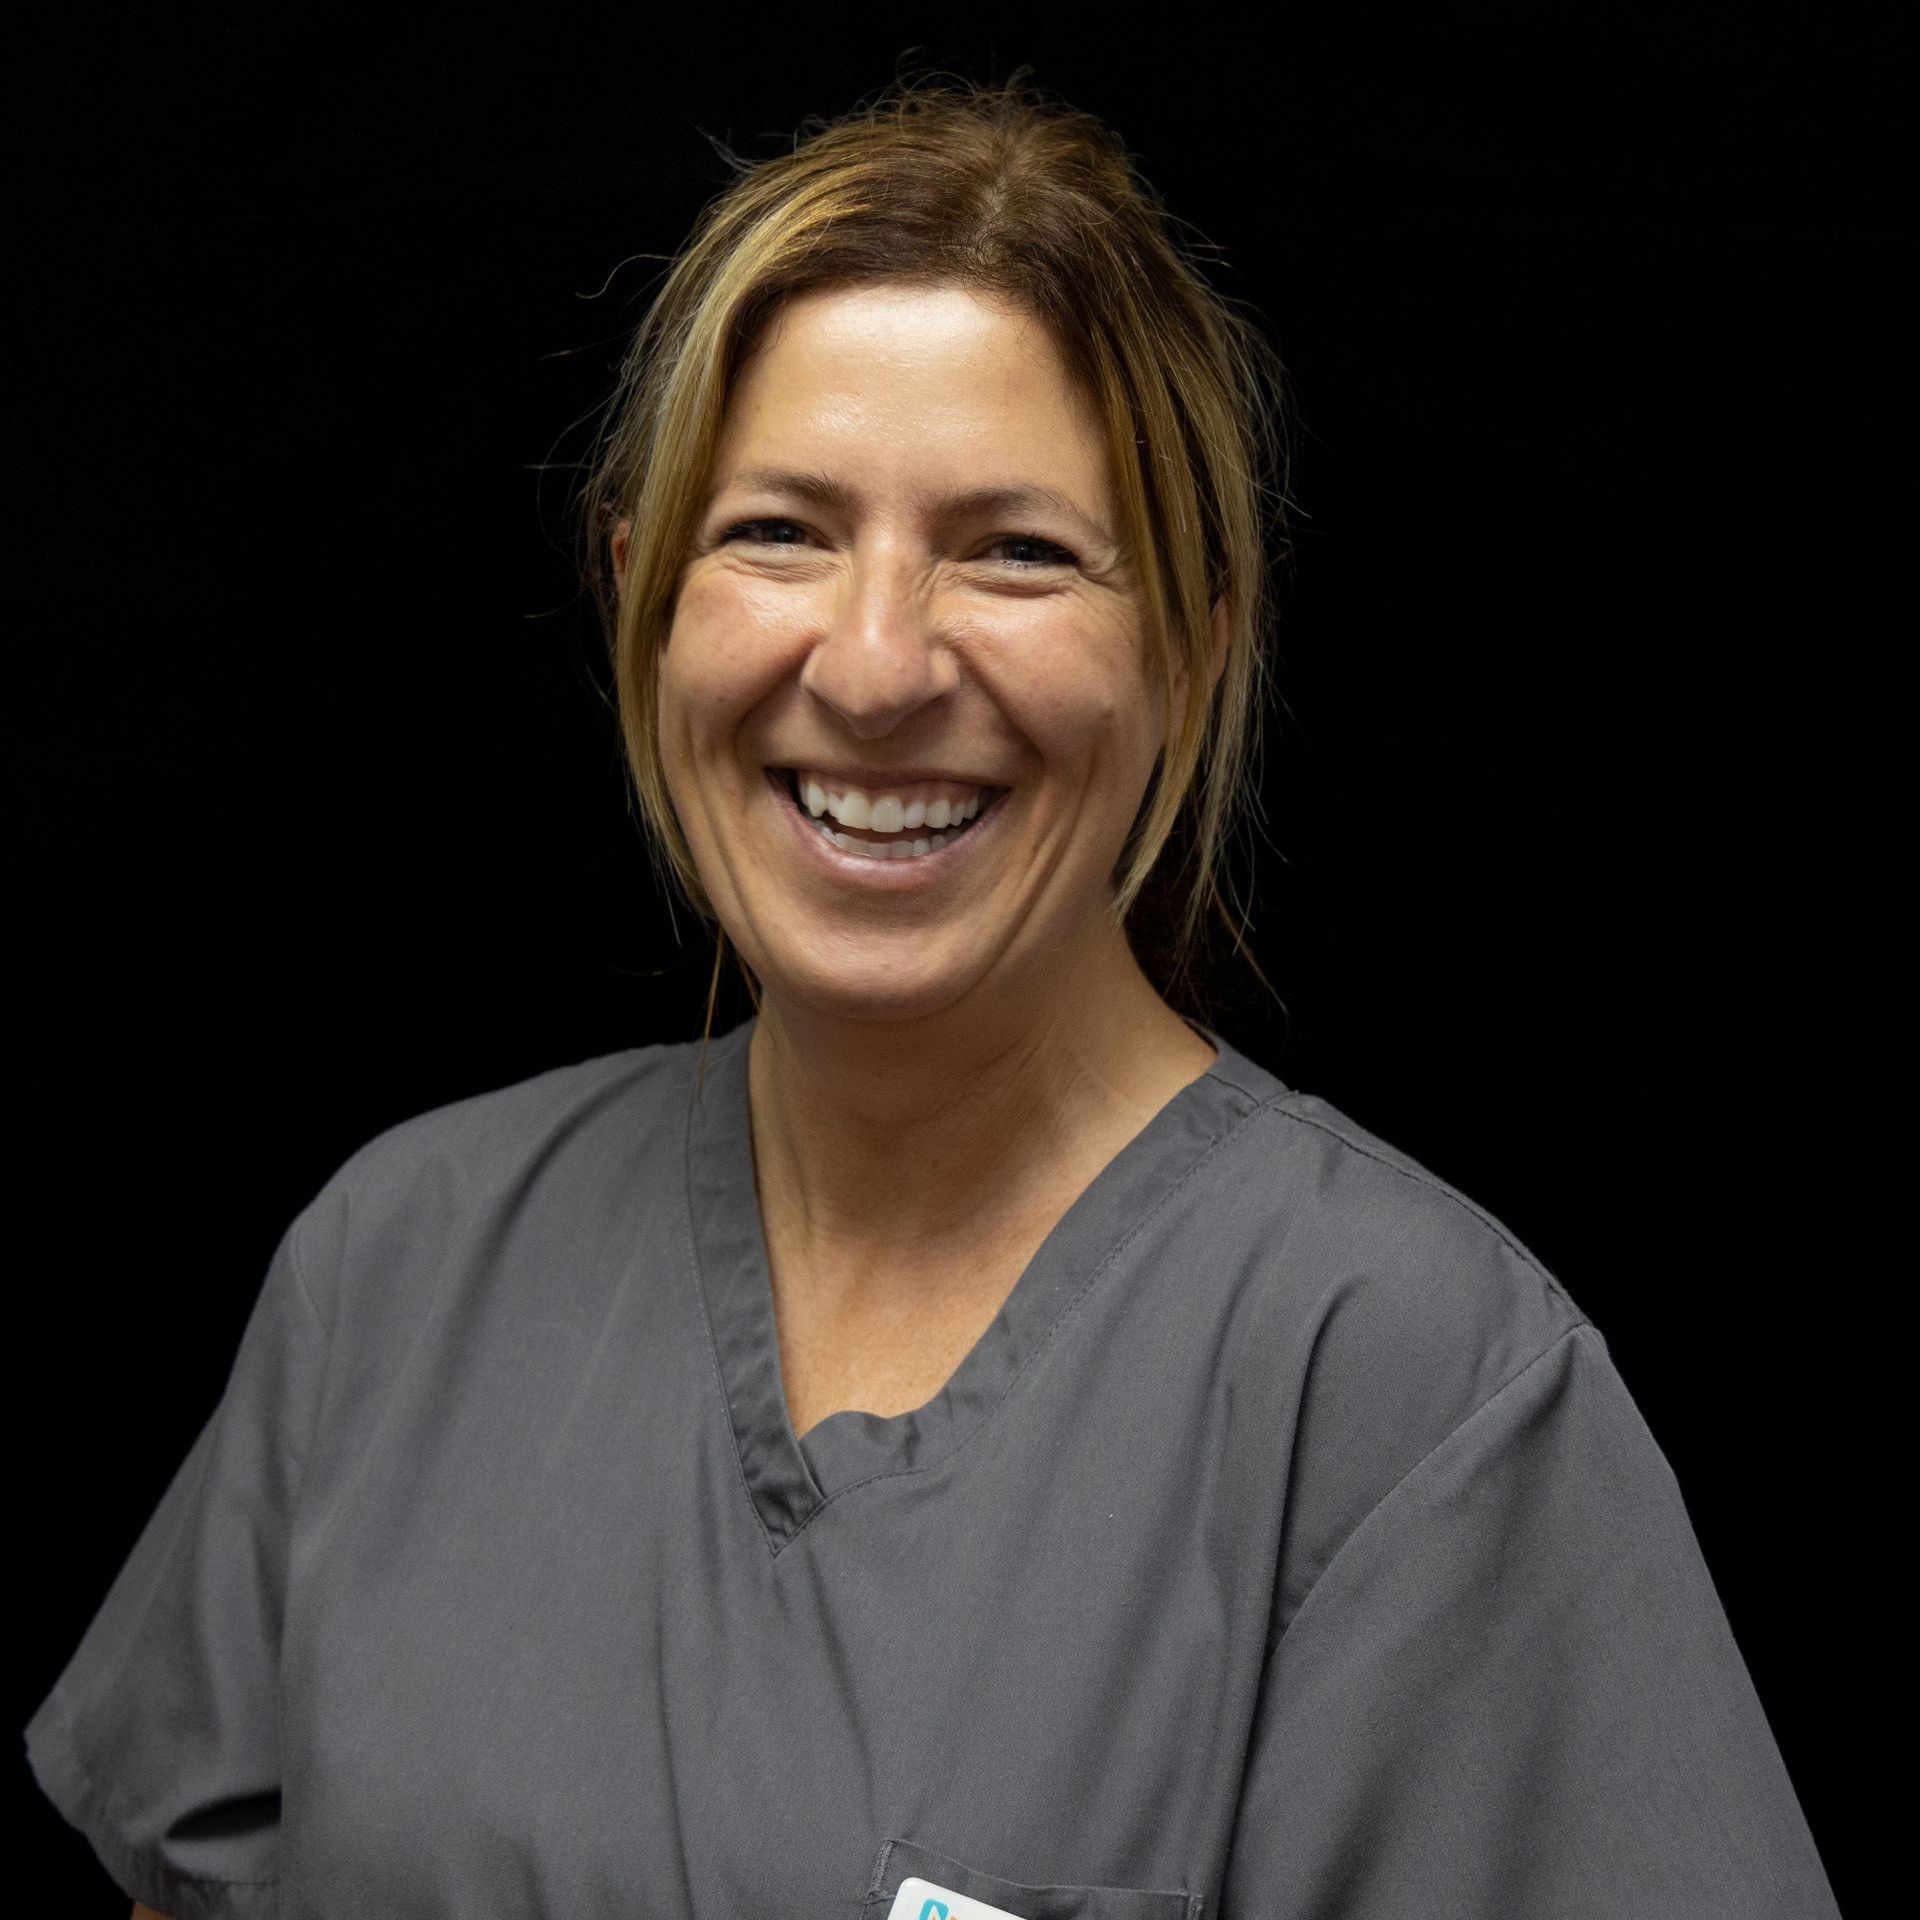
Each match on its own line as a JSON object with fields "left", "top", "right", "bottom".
{"left": 988, "top": 532, "right": 1077, "bottom": 570}
{"left": 720, "top": 518, "right": 809, "bottom": 547}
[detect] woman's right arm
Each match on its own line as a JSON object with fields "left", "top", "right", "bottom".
{"left": 132, "top": 1905, "right": 173, "bottom": 1919}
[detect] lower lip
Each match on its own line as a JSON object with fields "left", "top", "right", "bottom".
{"left": 765, "top": 769, "right": 1010, "bottom": 888}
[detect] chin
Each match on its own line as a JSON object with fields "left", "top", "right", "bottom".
{"left": 762, "top": 959, "right": 982, "bottom": 1026}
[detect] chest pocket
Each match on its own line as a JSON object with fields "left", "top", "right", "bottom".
{"left": 863, "top": 1837, "right": 1203, "bottom": 1919}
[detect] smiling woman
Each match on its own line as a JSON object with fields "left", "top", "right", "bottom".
{"left": 28, "top": 71, "right": 1837, "bottom": 1920}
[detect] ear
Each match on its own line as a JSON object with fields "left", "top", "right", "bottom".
{"left": 611, "top": 517, "right": 633, "bottom": 591}
{"left": 1166, "top": 595, "right": 1234, "bottom": 746}
{"left": 1204, "top": 593, "right": 1232, "bottom": 696}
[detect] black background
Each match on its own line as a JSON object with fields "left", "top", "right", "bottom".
{"left": 12, "top": 3, "right": 1899, "bottom": 1908}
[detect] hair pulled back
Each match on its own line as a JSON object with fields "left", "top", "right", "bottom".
{"left": 576, "top": 71, "right": 1289, "bottom": 1032}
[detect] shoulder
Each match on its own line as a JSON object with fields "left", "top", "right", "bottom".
{"left": 1208, "top": 1084, "right": 1593, "bottom": 1623}
{"left": 286, "top": 1034, "right": 704, "bottom": 1312}
{"left": 1235, "top": 1087, "right": 1587, "bottom": 1336}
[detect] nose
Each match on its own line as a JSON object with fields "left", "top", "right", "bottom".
{"left": 797, "top": 547, "right": 960, "bottom": 738}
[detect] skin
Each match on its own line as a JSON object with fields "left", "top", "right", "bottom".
{"left": 615, "top": 281, "right": 1229, "bottom": 1438}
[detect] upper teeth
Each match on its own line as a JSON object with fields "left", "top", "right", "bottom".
{"left": 794, "top": 773, "right": 989, "bottom": 833}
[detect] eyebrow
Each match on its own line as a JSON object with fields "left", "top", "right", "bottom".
{"left": 711, "top": 465, "right": 1119, "bottom": 551}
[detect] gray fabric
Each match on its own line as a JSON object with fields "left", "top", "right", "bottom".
{"left": 25, "top": 1014, "right": 1840, "bottom": 1918}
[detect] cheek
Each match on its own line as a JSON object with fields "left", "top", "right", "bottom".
{"left": 660, "top": 573, "right": 794, "bottom": 738}
{"left": 1005, "top": 644, "right": 1162, "bottom": 776}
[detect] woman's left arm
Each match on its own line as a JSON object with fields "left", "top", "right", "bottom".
{"left": 1218, "top": 1324, "right": 1840, "bottom": 1918}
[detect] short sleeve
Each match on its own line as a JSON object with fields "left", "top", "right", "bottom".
{"left": 1220, "top": 1323, "right": 1841, "bottom": 1919}
{"left": 24, "top": 1210, "right": 328, "bottom": 1920}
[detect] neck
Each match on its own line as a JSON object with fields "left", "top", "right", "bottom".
{"left": 744, "top": 924, "right": 1215, "bottom": 1302}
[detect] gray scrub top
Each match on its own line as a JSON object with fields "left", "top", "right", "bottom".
{"left": 26, "top": 1014, "right": 1840, "bottom": 1919}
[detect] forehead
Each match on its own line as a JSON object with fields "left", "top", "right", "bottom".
{"left": 718, "top": 282, "right": 1109, "bottom": 486}
{"left": 749, "top": 279, "right": 1052, "bottom": 361}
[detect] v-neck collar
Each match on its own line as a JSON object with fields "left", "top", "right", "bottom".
{"left": 681, "top": 1012, "right": 1290, "bottom": 1552}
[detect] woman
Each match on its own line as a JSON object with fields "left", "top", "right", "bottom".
{"left": 30, "top": 77, "right": 1838, "bottom": 1919}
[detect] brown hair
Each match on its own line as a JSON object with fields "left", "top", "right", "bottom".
{"left": 575, "top": 70, "right": 1289, "bottom": 1041}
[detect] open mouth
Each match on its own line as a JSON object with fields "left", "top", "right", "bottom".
{"left": 769, "top": 768, "right": 1002, "bottom": 862}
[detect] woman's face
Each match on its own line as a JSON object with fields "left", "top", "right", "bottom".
{"left": 654, "top": 280, "right": 1188, "bottom": 1029}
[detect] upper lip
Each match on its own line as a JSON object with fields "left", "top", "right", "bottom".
{"left": 774, "top": 763, "right": 1009, "bottom": 792}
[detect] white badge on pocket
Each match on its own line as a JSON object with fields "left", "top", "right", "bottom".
{"left": 886, "top": 1875, "right": 1029, "bottom": 1920}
